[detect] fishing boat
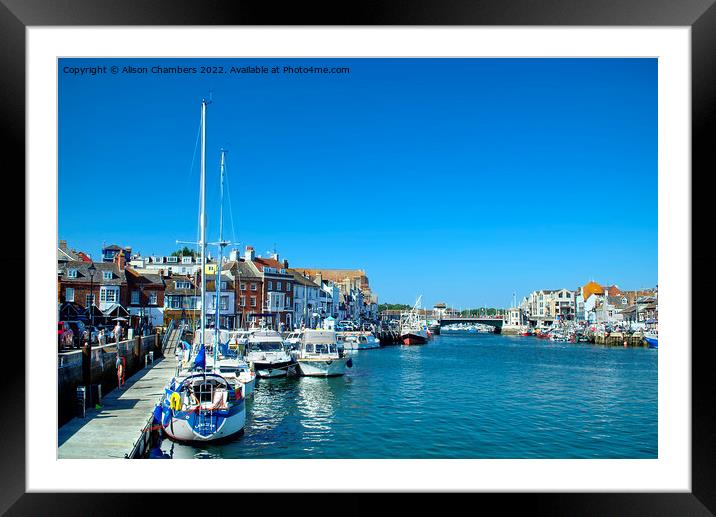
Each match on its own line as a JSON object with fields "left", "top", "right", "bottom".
{"left": 400, "top": 296, "right": 429, "bottom": 345}
{"left": 246, "top": 329, "right": 296, "bottom": 377}
{"left": 644, "top": 330, "right": 658, "bottom": 349}
{"left": 159, "top": 99, "right": 246, "bottom": 443}
{"left": 295, "top": 329, "right": 351, "bottom": 376}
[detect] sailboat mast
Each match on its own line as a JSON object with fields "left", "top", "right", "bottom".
{"left": 214, "top": 149, "right": 226, "bottom": 368}
{"left": 200, "top": 99, "right": 207, "bottom": 346}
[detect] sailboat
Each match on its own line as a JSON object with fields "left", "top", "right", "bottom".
{"left": 400, "top": 296, "right": 428, "bottom": 345}
{"left": 159, "top": 99, "right": 247, "bottom": 443}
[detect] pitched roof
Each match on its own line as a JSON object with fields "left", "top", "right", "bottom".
{"left": 222, "top": 259, "right": 262, "bottom": 279}
{"left": 287, "top": 269, "right": 321, "bottom": 288}
{"left": 58, "top": 261, "right": 125, "bottom": 285}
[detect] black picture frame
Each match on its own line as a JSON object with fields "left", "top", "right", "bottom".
{"left": 3, "top": 1, "right": 711, "bottom": 515}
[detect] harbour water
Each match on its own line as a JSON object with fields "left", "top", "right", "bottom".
{"left": 153, "top": 332, "right": 657, "bottom": 459}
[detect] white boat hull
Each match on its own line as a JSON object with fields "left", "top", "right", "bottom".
{"left": 298, "top": 358, "right": 348, "bottom": 377}
{"left": 163, "top": 401, "right": 246, "bottom": 443}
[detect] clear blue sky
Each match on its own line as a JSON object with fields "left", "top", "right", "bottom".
{"left": 59, "top": 58, "right": 657, "bottom": 308}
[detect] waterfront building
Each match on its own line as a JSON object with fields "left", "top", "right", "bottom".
{"left": 162, "top": 274, "right": 201, "bottom": 326}
{"left": 289, "top": 270, "right": 324, "bottom": 328}
{"left": 58, "top": 258, "right": 129, "bottom": 324}
{"left": 125, "top": 268, "right": 165, "bottom": 327}
{"left": 221, "top": 251, "right": 264, "bottom": 329}
{"left": 292, "top": 268, "right": 378, "bottom": 322}
{"left": 239, "top": 246, "right": 294, "bottom": 329}
{"left": 204, "top": 274, "right": 236, "bottom": 329}
{"left": 131, "top": 253, "right": 204, "bottom": 276}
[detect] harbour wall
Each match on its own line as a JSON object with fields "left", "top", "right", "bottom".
{"left": 57, "top": 334, "right": 161, "bottom": 427}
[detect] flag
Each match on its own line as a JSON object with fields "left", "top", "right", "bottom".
{"left": 152, "top": 404, "right": 163, "bottom": 426}
{"left": 194, "top": 344, "right": 206, "bottom": 369}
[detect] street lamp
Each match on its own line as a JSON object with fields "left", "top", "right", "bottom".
{"left": 140, "top": 282, "right": 145, "bottom": 335}
{"left": 85, "top": 262, "right": 96, "bottom": 409}
{"left": 87, "top": 263, "right": 96, "bottom": 337}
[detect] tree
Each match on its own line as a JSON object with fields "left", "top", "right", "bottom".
{"left": 171, "top": 246, "right": 196, "bottom": 258}
{"left": 378, "top": 303, "right": 412, "bottom": 312}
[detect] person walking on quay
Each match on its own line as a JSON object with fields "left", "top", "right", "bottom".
{"left": 114, "top": 321, "right": 122, "bottom": 343}
{"left": 97, "top": 328, "right": 105, "bottom": 346}
{"left": 116, "top": 353, "right": 126, "bottom": 389}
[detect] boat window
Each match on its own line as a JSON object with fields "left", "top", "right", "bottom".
{"left": 315, "top": 344, "right": 328, "bottom": 354}
{"left": 305, "top": 344, "right": 314, "bottom": 353}
{"left": 328, "top": 344, "right": 336, "bottom": 353}
{"left": 255, "top": 342, "right": 282, "bottom": 352}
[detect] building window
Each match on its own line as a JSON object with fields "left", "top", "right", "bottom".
{"left": 221, "top": 296, "right": 229, "bottom": 310}
{"left": 175, "top": 281, "right": 191, "bottom": 289}
{"left": 86, "top": 294, "right": 95, "bottom": 306}
{"left": 131, "top": 290, "right": 140, "bottom": 304}
{"left": 240, "top": 296, "right": 246, "bottom": 307}
{"left": 66, "top": 287, "right": 74, "bottom": 302}
{"left": 103, "top": 271, "right": 112, "bottom": 280}
{"left": 251, "top": 283, "right": 257, "bottom": 291}
{"left": 100, "top": 287, "right": 118, "bottom": 303}
{"left": 287, "top": 283, "right": 291, "bottom": 292}
{"left": 149, "top": 292, "right": 157, "bottom": 305}
{"left": 277, "top": 281, "right": 282, "bottom": 291}
{"left": 182, "top": 256, "right": 192, "bottom": 264}
{"left": 221, "top": 281, "right": 227, "bottom": 290}
{"left": 250, "top": 296, "right": 257, "bottom": 307}
{"left": 240, "top": 283, "right": 246, "bottom": 291}
{"left": 268, "top": 281, "right": 273, "bottom": 290}
{"left": 68, "top": 269, "right": 77, "bottom": 278}
{"left": 167, "top": 256, "right": 178, "bottom": 263}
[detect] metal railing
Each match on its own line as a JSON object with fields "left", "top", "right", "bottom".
{"left": 161, "top": 319, "right": 175, "bottom": 353}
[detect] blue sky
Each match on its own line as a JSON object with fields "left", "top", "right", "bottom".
{"left": 58, "top": 58, "right": 657, "bottom": 308}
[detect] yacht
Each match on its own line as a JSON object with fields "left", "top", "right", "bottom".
{"left": 246, "top": 329, "right": 296, "bottom": 377}
{"left": 159, "top": 102, "right": 245, "bottom": 443}
{"left": 295, "top": 329, "right": 351, "bottom": 377}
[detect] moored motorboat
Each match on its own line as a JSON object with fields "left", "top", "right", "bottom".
{"left": 247, "top": 329, "right": 296, "bottom": 378}
{"left": 296, "top": 329, "right": 351, "bottom": 376}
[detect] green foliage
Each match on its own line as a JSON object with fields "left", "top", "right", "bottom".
{"left": 459, "top": 308, "right": 502, "bottom": 316}
{"left": 171, "top": 246, "right": 196, "bottom": 258}
{"left": 379, "top": 303, "right": 412, "bottom": 312}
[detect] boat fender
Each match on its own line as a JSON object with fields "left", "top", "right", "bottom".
{"left": 169, "top": 392, "right": 182, "bottom": 411}
{"left": 234, "top": 388, "right": 242, "bottom": 401}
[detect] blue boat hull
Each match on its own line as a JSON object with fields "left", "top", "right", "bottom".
{"left": 645, "top": 337, "right": 658, "bottom": 349}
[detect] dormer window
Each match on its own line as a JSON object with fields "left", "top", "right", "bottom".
{"left": 102, "top": 271, "right": 112, "bottom": 280}
{"left": 67, "top": 269, "right": 77, "bottom": 278}
{"left": 167, "top": 256, "right": 178, "bottom": 263}
{"left": 220, "top": 281, "right": 227, "bottom": 290}
{"left": 182, "top": 256, "right": 192, "bottom": 264}
{"left": 175, "top": 281, "right": 191, "bottom": 289}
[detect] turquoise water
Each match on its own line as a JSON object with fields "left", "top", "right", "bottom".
{"left": 154, "top": 332, "right": 657, "bottom": 459}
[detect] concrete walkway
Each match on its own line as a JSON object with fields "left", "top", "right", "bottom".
{"left": 58, "top": 352, "right": 178, "bottom": 459}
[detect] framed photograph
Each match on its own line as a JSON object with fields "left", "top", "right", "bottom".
{"left": 5, "top": 0, "right": 711, "bottom": 514}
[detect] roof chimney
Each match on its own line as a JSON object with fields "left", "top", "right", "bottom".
{"left": 283, "top": 259, "right": 289, "bottom": 269}
{"left": 114, "top": 250, "right": 126, "bottom": 269}
{"left": 244, "top": 246, "right": 255, "bottom": 261}
{"left": 230, "top": 249, "right": 239, "bottom": 262}
{"left": 59, "top": 239, "right": 68, "bottom": 251}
